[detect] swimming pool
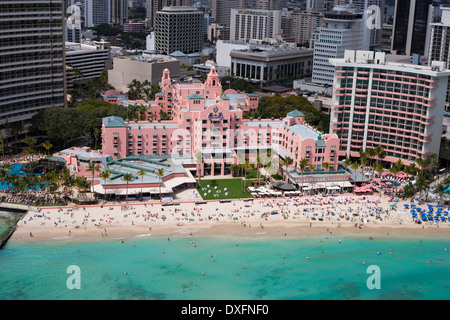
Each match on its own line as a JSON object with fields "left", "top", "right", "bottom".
{"left": 0, "top": 163, "right": 32, "bottom": 190}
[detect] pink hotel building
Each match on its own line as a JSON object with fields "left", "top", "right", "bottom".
{"left": 330, "top": 50, "right": 450, "bottom": 165}
{"left": 102, "top": 67, "right": 345, "bottom": 188}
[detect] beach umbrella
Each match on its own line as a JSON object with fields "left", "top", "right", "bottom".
{"left": 404, "top": 204, "right": 409, "bottom": 207}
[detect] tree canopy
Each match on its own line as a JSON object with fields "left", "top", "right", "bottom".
{"left": 245, "top": 95, "right": 330, "bottom": 133}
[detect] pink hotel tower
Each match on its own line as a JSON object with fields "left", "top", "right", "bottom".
{"left": 330, "top": 50, "right": 450, "bottom": 165}
{"left": 102, "top": 67, "right": 344, "bottom": 186}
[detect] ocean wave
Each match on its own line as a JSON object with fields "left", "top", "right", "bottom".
{"left": 133, "top": 234, "right": 152, "bottom": 238}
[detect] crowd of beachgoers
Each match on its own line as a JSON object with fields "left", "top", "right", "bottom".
{"left": 0, "top": 152, "right": 46, "bottom": 166}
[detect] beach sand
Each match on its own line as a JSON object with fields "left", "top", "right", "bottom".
{"left": 9, "top": 193, "right": 450, "bottom": 243}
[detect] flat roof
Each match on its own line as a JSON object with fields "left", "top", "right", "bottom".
{"left": 287, "top": 124, "right": 319, "bottom": 140}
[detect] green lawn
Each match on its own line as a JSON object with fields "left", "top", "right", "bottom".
{"left": 197, "top": 179, "right": 252, "bottom": 200}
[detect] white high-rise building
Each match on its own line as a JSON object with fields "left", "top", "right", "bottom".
{"left": 330, "top": 50, "right": 450, "bottom": 164}
{"left": 312, "top": 6, "right": 368, "bottom": 85}
{"left": 84, "top": 0, "right": 111, "bottom": 27}
{"left": 292, "top": 11, "right": 324, "bottom": 46}
{"left": 339, "top": 0, "right": 385, "bottom": 47}
{"left": 428, "top": 7, "right": 450, "bottom": 106}
{"left": 230, "top": 9, "right": 282, "bottom": 42}
{"left": 211, "top": 0, "right": 245, "bottom": 27}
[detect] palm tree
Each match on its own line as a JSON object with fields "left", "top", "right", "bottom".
{"left": 0, "top": 135, "right": 5, "bottom": 159}
{"left": 74, "top": 176, "right": 90, "bottom": 200}
{"left": 322, "top": 162, "right": 331, "bottom": 194}
{"left": 374, "top": 146, "right": 384, "bottom": 166}
{"left": 309, "top": 163, "right": 316, "bottom": 194}
{"left": 360, "top": 156, "right": 368, "bottom": 181}
{"left": 86, "top": 162, "right": 101, "bottom": 200}
{"left": 434, "top": 183, "right": 446, "bottom": 204}
{"left": 42, "top": 140, "right": 53, "bottom": 168}
{"left": 281, "top": 156, "right": 293, "bottom": 182}
{"left": 195, "top": 151, "right": 204, "bottom": 187}
{"left": 229, "top": 164, "right": 239, "bottom": 177}
{"left": 121, "top": 173, "right": 134, "bottom": 204}
{"left": 298, "top": 158, "right": 309, "bottom": 194}
{"left": 415, "top": 156, "right": 429, "bottom": 178}
{"left": 155, "top": 168, "right": 165, "bottom": 202}
{"left": 366, "top": 147, "right": 377, "bottom": 178}
{"left": 351, "top": 162, "right": 360, "bottom": 182}
{"left": 137, "top": 168, "right": 147, "bottom": 201}
{"left": 236, "top": 152, "right": 246, "bottom": 191}
{"left": 100, "top": 170, "right": 112, "bottom": 202}
{"left": 93, "top": 128, "right": 102, "bottom": 150}
{"left": 342, "top": 157, "right": 352, "bottom": 192}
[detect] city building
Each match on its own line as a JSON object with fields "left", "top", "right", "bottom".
{"left": 312, "top": 6, "right": 368, "bottom": 86}
{"left": 292, "top": 10, "right": 324, "bottom": 46}
{"left": 101, "top": 68, "right": 345, "bottom": 192}
{"left": 230, "top": 9, "right": 282, "bottom": 42}
{"left": 145, "top": 0, "right": 190, "bottom": 28}
{"left": 256, "top": 0, "right": 288, "bottom": 10}
{"left": 65, "top": 0, "right": 82, "bottom": 43}
{"left": 329, "top": 50, "right": 450, "bottom": 165}
{"left": 428, "top": 6, "right": 450, "bottom": 107}
{"left": 65, "top": 41, "right": 112, "bottom": 88}
{"left": 230, "top": 45, "right": 314, "bottom": 85}
{"left": 391, "top": 0, "right": 433, "bottom": 56}
{"left": 208, "top": 23, "right": 230, "bottom": 42}
{"left": 154, "top": 6, "right": 204, "bottom": 55}
{"left": 110, "top": 0, "right": 128, "bottom": 25}
{"left": 53, "top": 146, "right": 197, "bottom": 200}
{"left": 211, "top": 0, "right": 245, "bottom": 27}
{"left": 84, "top": 0, "right": 111, "bottom": 27}
{"left": 339, "top": 0, "right": 385, "bottom": 47}
{"left": 0, "top": 0, "right": 66, "bottom": 126}
{"left": 107, "top": 56, "right": 180, "bottom": 92}
{"left": 124, "top": 20, "right": 146, "bottom": 33}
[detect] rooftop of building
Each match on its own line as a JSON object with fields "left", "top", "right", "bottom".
{"left": 159, "top": 6, "right": 201, "bottom": 12}
{"left": 115, "top": 55, "right": 178, "bottom": 64}
{"left": 331, "top": 50, "right": 450, "bottom": 76}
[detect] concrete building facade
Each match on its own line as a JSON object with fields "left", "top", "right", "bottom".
{"left": 154, "top": 6, "right": 204, "bottom": 55}
{"left": 230, "top": 9, "right": 282, "bottom": 42}
{"left": 107, "top": 56, "right": 180, "bottom": 92}
{"left": 0, "top": 0, "right": 66, "bottom": 126}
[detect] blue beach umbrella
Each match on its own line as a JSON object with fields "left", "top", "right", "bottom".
{"left": 404, "top": 204, "right": 409, "bottom": 207}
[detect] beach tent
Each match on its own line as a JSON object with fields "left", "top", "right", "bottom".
{"left": 271, "top": 181, "right": 296, "bottom": 191}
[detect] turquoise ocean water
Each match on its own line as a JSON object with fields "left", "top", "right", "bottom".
{"left": 0, "top": 234, "right": 449, "bottom": 300}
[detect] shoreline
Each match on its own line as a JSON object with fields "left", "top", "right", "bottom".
{"left": 6, "top": 194, "right": 450, "bottom": 245}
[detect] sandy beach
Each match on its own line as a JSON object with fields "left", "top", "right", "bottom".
{"left": 8, "top": 192, "right": 450, "bottom": 243}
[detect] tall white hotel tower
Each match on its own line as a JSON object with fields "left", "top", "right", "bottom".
{"left": 330, "top": 50, "right": 450, "bottom": 165}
